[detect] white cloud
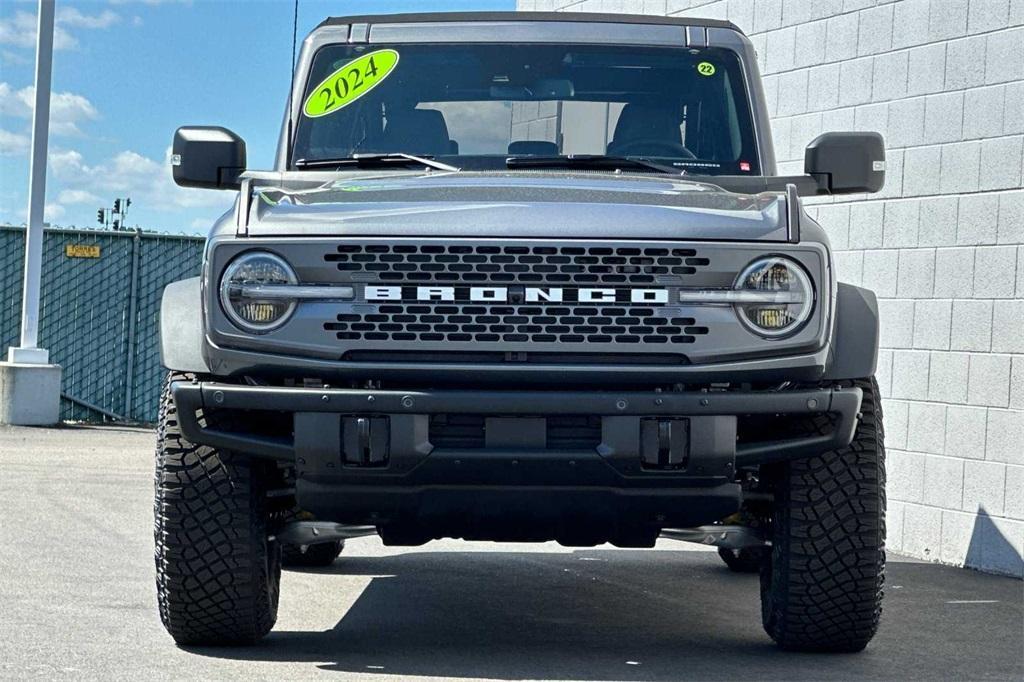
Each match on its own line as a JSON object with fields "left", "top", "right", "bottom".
{"left": 49, "top": 90, "right": 99, "bottom": 135}
{"left": 48, "top": 145, "right": 230, "bottom": 214}
{"left": 44, "top": 202, "right": 65, "bottom": 222}
{"left": 32, "top": 145, "right": 228, "bottom": 229}
{"left": 8, "top": 202, "right": 67, "bottom": 225}
{"left": 0, "top": 128, "right": 30, "bottom": 155}
{"left": 58, "top": 7, "right": 119, "bottom": 30}
{"left": 1, "top": 49, "right": 30, "bottom": 65}
{"left": 57, "top": 189, "right": 101, "bottom": 205}
{"left": 0, "top": 83, "right": 20, "bottom": 115}
{"left": 0, "top": 10, "right": 78, "bottom": 51}
{"left": 109, "top": 0, "right": 193, "bottom": 6}
{"left": 0, "top": 7, "right": 121, "bottom": 52}
{"left": 1, "top": 11, "right": 43, "bottom": 50}
{"left": 0, "top": 82, "right": 99, "bottom": 136}
{"left": 48, "top": 148, "right": 86, "bottom": 174}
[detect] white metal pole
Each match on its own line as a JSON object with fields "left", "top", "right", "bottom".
{"left": 10, "top": 0, "right": 55, "bottom": 365}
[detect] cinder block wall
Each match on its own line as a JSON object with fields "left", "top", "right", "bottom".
{"left": 518, "top": 0, "right": 1023, "bottom": 576}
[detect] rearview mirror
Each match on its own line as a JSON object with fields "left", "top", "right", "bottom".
{"left": 489, "top": 78, "right": 575, "bottom": 100}
{"left": 804, "top": 131, "right": 885, "bottom": 195}
{"left": 171, "top": 126, "right": 246, "bottom": 190}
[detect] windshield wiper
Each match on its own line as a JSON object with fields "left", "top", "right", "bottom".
{"left": 505, "top": 154, "right": 683, "bottom": 175}
{"left": 294, "top": 153, "right": 460, "bottom": 173}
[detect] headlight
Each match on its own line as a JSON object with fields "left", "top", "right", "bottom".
{"left": 219, "top": 252, "right": 298, "bottom": 332}
{"left": 733, "top": 256, "right": 813, "bottom": 337}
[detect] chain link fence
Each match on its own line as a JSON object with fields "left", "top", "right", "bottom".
{"left": 1, "top": 225, "right": 204, "bottom": 423}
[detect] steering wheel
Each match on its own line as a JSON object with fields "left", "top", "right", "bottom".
{"left": 610, "top": 139, "right": 696, "bottom": 159}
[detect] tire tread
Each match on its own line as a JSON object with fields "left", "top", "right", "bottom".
{"left": 761, "top": 378, "right": 886, "bottom": 652}
{"left": 154, "top": 372, "right": 279, "bottom": 645}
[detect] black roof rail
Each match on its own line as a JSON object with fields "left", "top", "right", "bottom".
{"left": 316, "top": 11, "right": 742, "bottom": 34}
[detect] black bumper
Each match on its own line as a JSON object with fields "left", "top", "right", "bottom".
{"left": 171, "top": 382, "right": 861, "bottom": 464}
{"left": 171, "top": 382, "right": 861, "bottom": 545}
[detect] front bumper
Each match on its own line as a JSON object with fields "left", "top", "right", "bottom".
{"left": 171, "top": 381, "right": 861, "bottom": 544}
{"left": 172, "top": 381, "right": 861, "bottom": 466}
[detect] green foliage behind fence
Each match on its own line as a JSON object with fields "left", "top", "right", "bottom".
{"left": 1, "top": 225, "right": 205, "bottom": 423}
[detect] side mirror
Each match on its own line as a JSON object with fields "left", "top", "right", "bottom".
{"left": 804, "top": 131, "right": 885, "bottom": 195}
{"left": 171, "top": 126, "right": 246, "bottom": 190}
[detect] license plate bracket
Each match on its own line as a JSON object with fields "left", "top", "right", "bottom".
{"left": 640, "top": 417, "right": 690, "bottom": 469}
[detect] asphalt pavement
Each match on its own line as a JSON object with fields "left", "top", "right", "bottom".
{"left": 1, "top": 424, "right": 1021, "bottom": 681}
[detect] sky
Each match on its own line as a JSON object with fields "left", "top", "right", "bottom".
{"left": 0, "top": 0, "right": 512, "bottom": 234}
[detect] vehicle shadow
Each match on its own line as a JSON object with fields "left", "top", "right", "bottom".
{"left": 176, "top": 548, "right": 960, "bottom": 681}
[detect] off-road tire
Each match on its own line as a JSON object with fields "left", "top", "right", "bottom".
{"left": 760, "top": 377, "right": 885, "bottom": 653}
{"left": 718, "top": 547, "right": 767, "bottom": 573}
{"left": 154, "top": 372, "right": 281, "bottom": 646}
{"left": 281, "top": 540, "right": 345, "bottom": 567}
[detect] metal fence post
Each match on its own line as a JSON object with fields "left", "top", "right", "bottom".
{"left": 123, "top": 228, "right": 142, "bottom": 419}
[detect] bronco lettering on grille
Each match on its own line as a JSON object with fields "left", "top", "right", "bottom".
{"left": 365, "top": 286, "right": 670, "bottom": 304}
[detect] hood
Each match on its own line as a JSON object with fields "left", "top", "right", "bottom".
{"left": 241, "top": 171, "right": 789, "bottom": 241}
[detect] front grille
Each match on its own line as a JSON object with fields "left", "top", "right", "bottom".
{"left": 428, "top": 414, "right": 602, "bottom": 450}
{"left": 324, "top": 243, "right": 710, "bottom": 285}
{"left": 324, "top": 304, "right": 709, "bottom": 345}
{"left": 340, "top": 351, "right": 687, "bottom": 364}
{"left": 429, "top": 414, "right": 488, "bottom": 449}
{"left": 213, "top": 238, "right": 826, "bottom": 366}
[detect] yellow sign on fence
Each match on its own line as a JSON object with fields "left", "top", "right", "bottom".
{"left": 65, "top": 244, "right": 101, "bottom": 259}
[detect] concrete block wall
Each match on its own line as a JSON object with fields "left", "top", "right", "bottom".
{"left": 517, "top": 0, "right": 1024, "bottom": 576}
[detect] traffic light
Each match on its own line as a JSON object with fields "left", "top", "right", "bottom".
{"left": 112, "top": 219, "right": 120, "bottom": 230}
{"left": 113, "top": 199, "right": 121, "bottom": 213}
{"left": 97, "top": 209, "right": 104, "bottom": 224}
{"left": 125, "top": 198, "right": 131, "bottom": 208}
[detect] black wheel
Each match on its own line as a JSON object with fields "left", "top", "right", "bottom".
{"left": 154, "top": 373, "right": 281, "bottom": 646}
{"left": 760, "top": 378, "right": 885, "bottom": 653}
{"left": 282, "top": 540, "right": 344, "bottom": 567}
{"left": 718, "top": 546, "right": 767, "bottom": 573}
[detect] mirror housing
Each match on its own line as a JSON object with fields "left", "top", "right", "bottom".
{"left": 171, "top": 126, "right": 246, "bottom": 190}
{"left": 804, "top": 131, "right": 885, "bottom": 195}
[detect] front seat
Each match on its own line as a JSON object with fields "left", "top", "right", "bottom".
{"left": 606, "top": 103, "right": 683, "bottom": 156}
{"left": 382, "top": 107, "right": 456, "bottom": 156}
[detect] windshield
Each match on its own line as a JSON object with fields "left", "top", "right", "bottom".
{"left": 292, "top": 43, "right": 760, "bottom": 175}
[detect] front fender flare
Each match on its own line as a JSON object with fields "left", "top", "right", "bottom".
{"left": 823, "top": 282, "right": 879, "bottom": 381}
{"left": 159, "top": 277, "right": 210, "bottom": 373}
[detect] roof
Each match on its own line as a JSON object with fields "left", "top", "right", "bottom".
{"left": 316, "top": 11, "right": 741, "bottom": 34}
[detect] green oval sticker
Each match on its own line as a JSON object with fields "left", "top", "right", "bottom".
{"left": 303, "top": 49, "right": 399, "bottom": 118}
{"left": 697, "top": 61, "right": 716, "bottom": 76}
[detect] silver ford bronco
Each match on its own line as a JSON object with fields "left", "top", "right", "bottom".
{"left": 156, "top": 11, "right": 887, "bottom": 652}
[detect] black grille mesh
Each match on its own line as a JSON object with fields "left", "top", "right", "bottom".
{"left": 325, "top": 304, "right": 709, "bottom": 345}
{"left": 428, "top": 415, "right": 602, "bottom": 450}
{"left": 325, "top": 243, "right": 710, "bottom": 284}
